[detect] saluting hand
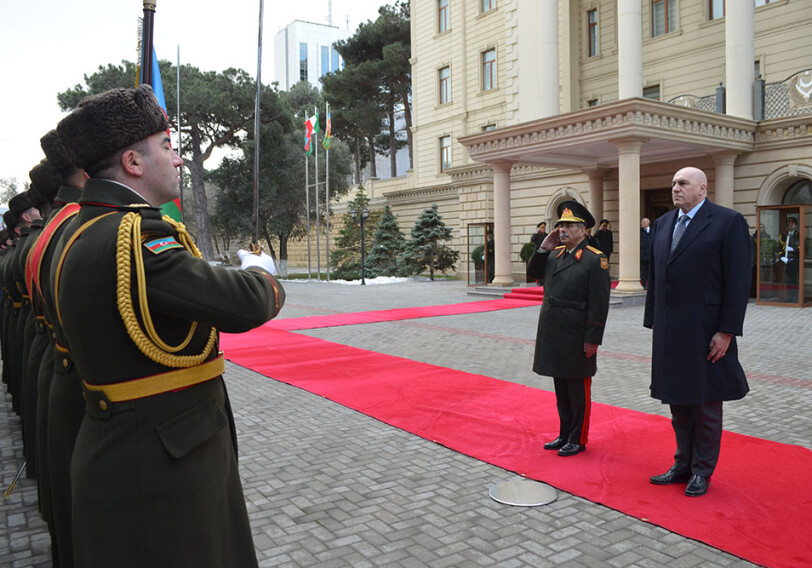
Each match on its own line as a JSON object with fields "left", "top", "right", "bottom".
{"left": 707, "top": 332, "right": 732, "bottom": 363}
{"left": 584, "top": 343, "right": 598, "bottom": 358}
{"left": 540, "top": 228, "right": 561, "bottom": 251}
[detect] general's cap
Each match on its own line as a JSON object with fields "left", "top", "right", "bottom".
{"left": 555, "top": 200, "right": 595, "bottom": 229}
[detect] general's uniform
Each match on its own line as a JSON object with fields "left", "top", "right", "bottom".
{"left": 54, "top": 180, "right": 285, "bottom": 568}
{"left": 527, "top": 238, "right": 611, "bottom": 446}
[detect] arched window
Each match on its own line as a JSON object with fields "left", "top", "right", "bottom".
{"left": 783, "top": 179, "right": 812, "bottom": 204}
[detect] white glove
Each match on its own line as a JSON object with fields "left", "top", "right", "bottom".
{"left": 238, "top": 249, "right": 277, "bottom": 275}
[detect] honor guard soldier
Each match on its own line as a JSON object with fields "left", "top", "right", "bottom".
{"left": 527, "top": 200, "right": 611, "bottom": 457}
{"left": 55, "top": 85, "right": 285, "bottom": 568}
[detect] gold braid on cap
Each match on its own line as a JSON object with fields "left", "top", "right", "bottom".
{"left": 116, "top": 211, "right": 216, "bottom": 368}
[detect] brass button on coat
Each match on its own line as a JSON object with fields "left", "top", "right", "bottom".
{"left": 98, "top": 400, "right": 108, "bottom": 411}
{"left": 63, "top": 358, "right": 69, "bottom": 367}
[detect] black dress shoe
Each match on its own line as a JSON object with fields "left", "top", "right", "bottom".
{"left": 685, "top": 474, "right": 710, "bottom": 496}
{"left": 557, "top": 442, "right": 585, "bottom": 456}
{"left": 543, "top": 437, "right": 567, "bottom": 450}
{"left": 650, "top": 465, "right": 692, "bottom": 485}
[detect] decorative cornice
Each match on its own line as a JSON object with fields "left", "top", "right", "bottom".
{"left": 458, "top": 98, "right": 758, "bottom": 167}
{"left": 385, "top": 184, "right": 457, "bottom": 204}
{"left": 754, "top": 118, "right": 811, "bottom": 147}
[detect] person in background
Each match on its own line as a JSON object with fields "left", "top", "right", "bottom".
{"left": 640, "top": 217, "right": 652, "bottom": 289}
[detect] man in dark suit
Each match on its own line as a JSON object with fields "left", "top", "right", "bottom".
{"left": 779, "top": 216, "right": 800, "bottom": 302}
{"left": 644, "top": 166, "right": 751, "bottom": 497}
{"left": 527, "top": 201, "right": 611, "bottom": 457}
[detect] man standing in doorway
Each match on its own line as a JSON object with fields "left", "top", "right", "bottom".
{"left": 644, "top": 166, "right": 751, "bottom": 497}
{"left": 779, "top": 216, "right": 800, "bottom": 302}
{"left": 640, "top": 217, "right": 652, "bottom": 288}
{"left": 527, "top": 201, "right": 611, "bottom": 457}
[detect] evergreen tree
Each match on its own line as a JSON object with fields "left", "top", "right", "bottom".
{"left": 365, "top": 205, "right": 407, "bottom": 277}
{"left": 330, "top": 187, "right": 380, "bottom": 280}
{"left": 402, "top": 203, "right": 460, "bottom": 281}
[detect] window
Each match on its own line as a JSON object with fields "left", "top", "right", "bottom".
{"left": 332, "top": 48, "right": 340, "bottom": 72}
{"left": 587, "top": 9, "right": 598, "bottom": 57}
{"left": 440, "top": 136, "right": 451, "bottom": 172}
{"left": 299, "top": 42, "right": 308, "bottom": 83}
{"left": 755, "top": 0, "right": 774, "bottom": 6}
{"left": 439, "top": 67, "right": 450, "bottom": 104}
{"left": 643, "top": 85, "right": 661, "bottom": 100}
{"left": 482, "top": 0, "right": 495, "bottom": 12}
{"left": 482, "top": 124, "right": 496, "bottom": 131}
{"left": 587, "top": 98, "right": 599, "bottom": 107}
{"left": 709, "top": 0, "right": 724, "bottom": 19}
{"left": 438, "top": 0, "right": 449, "bottom": 33}
{"left": 755, "top": 60, "right": 761, "bottom": 79}
{"left": 482, "top": 49, "right": 496, "bottom": 91}
{"left": 651, "top": 0, "right": 676, "bottom": 37}
{"left": 321, "top": 46, "right": 329, "bottom": 77}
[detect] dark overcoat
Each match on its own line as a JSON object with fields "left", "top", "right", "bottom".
{"left": 55, "top": 180, "right": 285, "bottom": 568}
{"left": 527, "top": 239, "right": 611, "bottom": 379}
{"left": 643, "top": 200, "right": 751, "bottom": 405}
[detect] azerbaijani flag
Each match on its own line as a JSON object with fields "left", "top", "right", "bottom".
{"left": 322, "top": 106, "right": 332, "bottom": 151}
{"left": 304, "top": 111, "right": 319, "bottom": 154}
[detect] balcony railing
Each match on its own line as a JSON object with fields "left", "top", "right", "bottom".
{"left": 667, "top": 68, "right": 812, "bottom": 121}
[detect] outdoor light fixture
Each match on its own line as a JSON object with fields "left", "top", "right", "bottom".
{"left": 350, "top": 207, "right": 370, "bottom": 285}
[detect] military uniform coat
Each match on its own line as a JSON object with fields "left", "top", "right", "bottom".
{"left": 527, "top": 239, "right": 611, "bottom": 379}
{"left": 55, "top": 179, "right": 285, "bottom": 568}
{"left": 643, "top": 200, "right": 751, "bottom": 405}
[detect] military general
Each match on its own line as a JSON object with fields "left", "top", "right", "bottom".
{"left": 526, "top": 200, "right": 611, "bottom": 457}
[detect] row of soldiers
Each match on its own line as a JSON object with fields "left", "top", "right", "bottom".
{"left": 0, "top": 84, "right": 285, "bottom": 568}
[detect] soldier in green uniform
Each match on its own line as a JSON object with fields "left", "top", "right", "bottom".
{"left": 526, "top": 200, "right": 611, "bottom": 457}
{"left": 55, "top": 85, "right": 285, "bottom": 568}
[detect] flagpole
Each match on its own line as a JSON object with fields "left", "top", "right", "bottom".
{"left": 251, "top": 0, "right": 264, "bottom": 252}
{"left": 314, "top": 105, "right": 321, "bottom": 280}
{"left": 325, "top": 101, "right": 330, "bottom": 281}
{"left": 140, "top": 1, "right": 156, "bottom": 86}
{"left": 177, "top": 44, "right": 183, "bottom": 224}
{"left": 305, "top": 149, "right": 312, "bottom": 280}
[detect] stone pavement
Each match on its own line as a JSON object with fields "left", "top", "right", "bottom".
{"left": 1, "top": 278, "right": 810, "bottom": 567}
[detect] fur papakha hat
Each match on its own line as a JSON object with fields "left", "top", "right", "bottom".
{"left": 2, "top": 211, "right": 16, "bottom": 231}
{"left": 56, "top": 85, "right": 169, "bottom": 170}
{"left": 29, "top": 160, "right": 62, "bottom": 203}
{"left": 40, "top": 129, "right": 75, "bottom": 173}
{"left": 8, "top": 191, "right": 36, "bottom": 217}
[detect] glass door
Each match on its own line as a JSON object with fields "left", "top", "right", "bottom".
{"left": 756, "top": 206, "right": 808, "bottom": 306}
{"left": 467, "top": 223, "right": 493, "bottom": 286}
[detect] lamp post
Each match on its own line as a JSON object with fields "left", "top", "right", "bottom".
{"left": 350, "top": 207, "right": 370, "bottom": 285}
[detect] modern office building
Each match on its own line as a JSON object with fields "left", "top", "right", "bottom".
{"left": 273, "top": 20, "right": 350, "bottom": 91}
{"left": 356, "top": 0, "right": 811, "bottom": 306}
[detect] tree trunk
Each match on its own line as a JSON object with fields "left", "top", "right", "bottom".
{"left": 189, "top": 129, "right": 214, "bottom": 260}
{"left": 353, "top": 138, "right": 362, "bottom": 183}
{"left": 388, "top": 106, "right": 397, "bottom": 178}
{"left": 400, "top": 89, "right": 413, "bottom": 170}
{"left": 367, "top": 135, "right": 377, "bottom": 178}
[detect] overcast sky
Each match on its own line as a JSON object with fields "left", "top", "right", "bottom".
{"left": 0, "top": 0, "right": 389, "bottom": 190}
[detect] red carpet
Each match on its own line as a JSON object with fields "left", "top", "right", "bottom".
{"left": 222, "top": 327, "right": 810, "bottom": 568}
{"left": 266, "top": 298, "right": 541, "bottom": 331}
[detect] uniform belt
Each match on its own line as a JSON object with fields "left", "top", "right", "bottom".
{"left": 82, "top": 354, "right": 225, "bottom": 403}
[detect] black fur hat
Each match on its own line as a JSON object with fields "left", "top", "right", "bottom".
{"left": 29, "top": 160, "right": 62, "bottom": 203}
{"left": 56, "top": 85, "right": 169, "bottom": 170}
{"left": 3, "top": 211, "right": 17, "bottom": 231}
{"left": 8, "top": 191, "right": 36, "bottom": 217}
{"left": 40, "top": 129, "right": 75, "bottom": 173}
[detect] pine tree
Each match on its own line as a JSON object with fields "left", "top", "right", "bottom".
{"left": 330, "top": 186, "right": 380, "bottom": 280}
{"left": 402, "top": 203, "right": 460, "bottom": 280}
{"left": 365, "top": 205, "right": 407, "bottom": 277}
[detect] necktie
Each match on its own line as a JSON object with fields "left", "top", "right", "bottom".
{"left": 671, "top": 215, "right": 689, "bottom": 253}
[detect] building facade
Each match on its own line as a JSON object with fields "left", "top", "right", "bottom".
{"left": 353, "top": 0, "right": 810, "bottom": 306}
{"left": 273, "top": 20, "right": 349, "bottom": 91}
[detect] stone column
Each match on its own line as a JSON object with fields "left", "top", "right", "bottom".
{"left": 612, "top": 137, "right": 648, "bottom": 292}
{"left": 492, "top": 162, "right": 515, "bottom": 287}
{"left": 518, "top": 0, "right": 559, "bottom": 121}
{"left": 712, "top": 152, "right": 739, "bottom": 209}
{"left": 585, "top": 169, "right": 606, "bottom": 223}
{"left": 617, "top": 0, "right": 642, "bottom": 99}
{"left": 726, "top": 3, "right": 755, "bottom": 119}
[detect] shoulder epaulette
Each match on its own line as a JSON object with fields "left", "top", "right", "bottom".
{"left": 554, "top": 245, "right": 566, "bottom": 250}
{"left": 585, "top": 246, "right": 603, "bottom": 255}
